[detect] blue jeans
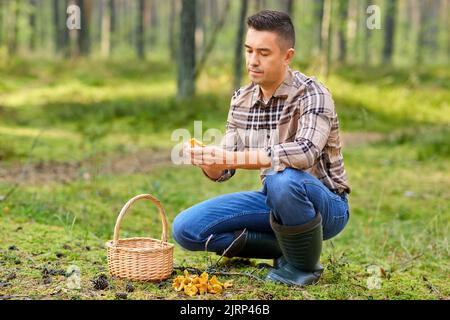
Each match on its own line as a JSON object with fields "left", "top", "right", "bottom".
{"left": 172, "top": 168, "right": 350, "bottom": 254}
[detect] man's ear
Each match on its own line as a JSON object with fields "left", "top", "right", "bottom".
{"left": 284, "top": 48, "right": 295, "bottom": 66}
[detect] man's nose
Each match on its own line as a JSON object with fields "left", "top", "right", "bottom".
{"left": 248, "top": 53, "right": 260, "bottom": 67}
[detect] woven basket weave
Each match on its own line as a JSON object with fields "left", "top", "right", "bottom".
{"left": 105, "top": 194, "right": 174, "bottom": 281}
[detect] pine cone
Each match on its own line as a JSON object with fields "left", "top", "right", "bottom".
{"left": 91, "top": 274, "right": 109, "bottom": 290}
{"left": 115, "top": 292, "right": 127, "bottom": 300}
{"left": 125, "top": 283, "right": 135, "bottom": 293}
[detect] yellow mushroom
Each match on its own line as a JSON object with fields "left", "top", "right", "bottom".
{"left": 184, "top": 283, "right": 199, "bottom": 296}
{"left": 190, "top": 138, "right": 206, "bottom": 147}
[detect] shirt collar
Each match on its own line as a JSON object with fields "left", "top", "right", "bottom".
{"left": 251, "top": 68, "right": 293, "bottom": 107}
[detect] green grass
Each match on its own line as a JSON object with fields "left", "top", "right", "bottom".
{"left": 0, "top": 59, "right": 449, "bottom": 300}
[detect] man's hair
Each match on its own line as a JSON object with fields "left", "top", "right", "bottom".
{"left": 246, "top": 10, "right": 295, "bottom": 49}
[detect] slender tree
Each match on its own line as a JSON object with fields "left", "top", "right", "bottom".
{"left": 255, "top": 0, "right": 267, "bottom": 12}
{"left": 7, "top": 0, "right": 18, "bottom": 56}
{"left": 109, "top": 0, "right": 116, "bottom": 54}
{"left": 195, "top": 0, "right": 230, "bottom": 79}
{"left": 62, "top": 0, "right": 69, "bottom": 57}
{"left": 320, "top": 0, "right": 332, "bottom": 77}
{"left": 53, "top": 0, "right": 69, "bottom": 55}
{"left": 337, "top": 0, "right": 348, "bottom": 63}
{"left": 444, "top": 0, "right": 450, "bottom": 60}
{"left": 77, "top": 0, "right": 92, "bottom": 56}
{"left": 208, "top": 0, "right": 218, "bottom": 23}
{"left": 363, "top": 0, "right": 372, "bottom": 65}
{"left": 100, "top": 0, "right": 110, "bottom": 57}
{"left": 149, "top": 0, "right": 158, "bottom": 47}
{"left": 314, "top": 0, "right": 325, "bottom": 52}
{"left": 28, "top": 0, "right": 38, "bottom": 51}
{"left": 286, "top": 0, "right": 294, "bottom": 17}
{"left": 382, "top": 0, "right": 398, "bottom": 64}
{"left": 196, "top": 0, "right": 205, "bottom": 56}
{"left": 0, "top": 1, "right": 3, "bottom": 47}
{"left": 346, "top": 0, "right": 358, "bottom": 64}
{"left": 416, "top": 0, "right": 440, "bottom": 65}
{"left": 168, "top": 0, "right": 178, "bottom": 60}
{"left": 136, "top": 0, "right": 145, "bottom": 59}
{"left": 177, "top": 0, "right": 196, "bottom": 100}
{"left": 233, "top": 0, "right": 248, "bottom": 90}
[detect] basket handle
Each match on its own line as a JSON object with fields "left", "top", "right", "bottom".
{"left": 113, "top": 194, "right": 169, "bottom": 245}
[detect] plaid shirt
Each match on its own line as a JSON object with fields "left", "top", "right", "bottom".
{"left": 205, "top": 68, "right": 351, "bottom": 195}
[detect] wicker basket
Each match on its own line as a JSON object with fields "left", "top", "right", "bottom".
{"left": 105, "top": 194, "right": 174, "bottom": 281}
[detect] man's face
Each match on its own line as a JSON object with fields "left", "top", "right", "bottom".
{"left": 245, "top": 28, "right": 294, "bottom": 87}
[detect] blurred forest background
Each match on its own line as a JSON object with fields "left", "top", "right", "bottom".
{"left": 0, "top": 0, "right": 448, "bottom": 300}
{"left": 0, "top": 0, "right": 449, "bottom": 96}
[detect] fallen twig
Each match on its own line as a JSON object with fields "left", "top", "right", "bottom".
{"left": 213, "top": 229, "right": 247, "bottom": 268}
{"left": 395, "top": 253, "right": 424, "bottom": 272}
{"left": 421, "top": 276, "right": 445, "bottom": 299}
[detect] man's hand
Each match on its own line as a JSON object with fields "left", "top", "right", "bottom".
{"left": 182, "top": 140, "right": 272, "bottom": 177}
{"left": 189, "top": 145, "right": 232, "bottom": 171}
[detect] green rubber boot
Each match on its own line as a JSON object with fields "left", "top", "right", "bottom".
{"left": 266, "top": 212, "right": 324, "bottom": 286}
{"left": 219, "top": 229, "right": 283, "bottom": 260}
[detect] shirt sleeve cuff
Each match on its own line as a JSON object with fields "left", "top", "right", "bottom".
{"left": 264, "top": 145, "right": 283, "bottom": 171}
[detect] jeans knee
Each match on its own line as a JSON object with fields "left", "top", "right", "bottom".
{"left": 172, "top": 213, "right": 201, "bottom": 251}
{"left": 265, "top": 169, "right": 308, "bottom": 208}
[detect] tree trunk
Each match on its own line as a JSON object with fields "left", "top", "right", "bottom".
{"left": 29, "top": 0, "right": 37, "bottom": 51}
{"left": 177, "top": 0, "right": 196, "bottom": 100}
{"left": 136, "top": 0, "right": 145, "bottom": 59}
{"left": 444, "top": 0, "right": 450, "bottom": 60}
{"left": 315, "top": 0, "right": 325, "bottom": 52}
{"left": 62, "top": 0, "right": 69, "bottom": 57}
{"left": 101, "top": 0, "right": 110, "bottom": 57}
{"left": 346, "top": 0, "right": 357, "bottom": 64}
{"left": 128, "top": 0, "right": 134, "bottom": 49}
{"left": 7, "top": 0, "right": 18, "bottom": 56}
{"left": 408, "top": 0, "right": 421, "bottom": 65}
{"left": 382, "top": 0, "right": 398, "bottom": 64}
{"left": 195, "top": 0, "right": 230, "bottom": 79}
{"left": 320, "top": 0, "right": 331, "bottom": 77}
{"left": 428, "top": 0, "right": 440, "bottom": 56}
{"left": 337, "top": 0, "right": 348, "bottom": 64}
{"left": 363, "top": 0, "right": 372, "bottom": 65}
{"left": 0, "top": 1, "right": 3, "bottom": 47}
{"left": 208, "top": 0, "right": 218, "bottom": 23}
{"left": 416, "top": 0, "right": 440, "bottom": 64}
{"left": 109, "top": 0, "right": 116, "bottom": 53}
{"left": 233, "top": 0, "right": 248, "bottom": 91}
{"left": 286, "top": 0, "right": 294, "bottom": 17}
{"left": 168, "top": 0, "right": 178, "bottom": 60}
{"left": 77, "top": 0, "right": 92, "bottom": 56}
{"left": 53, "top": 0, "right": 61, "bottom": 53}
{"left": 255, "top": 0, "right": 267, "bottom": 12}
{"left": 149, "top": 0, "right": 158, "bottom": 47}
{"left": 196, "top": 0, "right": 205, "bottom": 56}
